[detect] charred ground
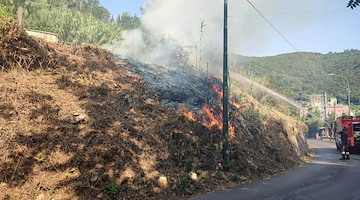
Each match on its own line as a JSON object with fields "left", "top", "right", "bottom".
{"left": 1, "top": 16, "right": 309, "bottom": 200}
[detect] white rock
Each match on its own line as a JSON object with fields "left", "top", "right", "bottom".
{"left": 158, "top": 176, "right": 168, "bottom": 188}
{"left": 70, "top": 113, "right": 87, "bottom": 124}
{"left": 190, "top": 172, "right": 198, "bottom": 181}
{"left": 36, "top": 193, "right": 45, "bottom": 200}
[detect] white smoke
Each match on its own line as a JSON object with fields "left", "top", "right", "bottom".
{"left": 105, "top": 29, "right": 146, "bottom": 60}
{"left": 106, "top": 0, "right": 325, "bottom": 69}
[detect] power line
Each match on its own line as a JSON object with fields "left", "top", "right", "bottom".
{"left": 246, "top": 0, "right": 299, "bottom": 52}
{"left": 229, "top": 9, "right": 360, "bottom": 17}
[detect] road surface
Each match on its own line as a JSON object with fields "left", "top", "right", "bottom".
{"left": 192, "top": 139, "right": 360, "bottom": 200}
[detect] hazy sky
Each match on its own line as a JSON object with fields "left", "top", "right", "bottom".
{"left": 99, "top": 0, "right": 360, "bottom": 57}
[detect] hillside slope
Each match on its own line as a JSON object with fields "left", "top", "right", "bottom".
{"left": 1, "top": 17, "right": 309, "bottom": 200}
{"left": 231, "top": 51, "right": 360, "bottom": 104}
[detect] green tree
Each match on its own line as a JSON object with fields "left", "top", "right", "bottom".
{"left": 53, "top": 8, "right": 121, "bottom": 45}
{"left": 304, "top": 116, "right": 323, "bottom": 138}
{"left": 0, "top": 2, "right": 13, "bottom": 16}
{"left": 116, "top": 12, "right": 141, "bottom": 30}
{"left": 231, "top": 50, "right": 360, "bottom": 105}
{"left": 4, "top": 0, "right": 26, "bottom": 13}
{"left": 1, "top": 0, "right": 125, "bottom": 45}
{"left": 90, "top": 5, "right": 110, "bottom": 23}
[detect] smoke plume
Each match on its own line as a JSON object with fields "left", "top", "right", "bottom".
{"left": 106, "top": 0, "right": 324, "bottom": 70}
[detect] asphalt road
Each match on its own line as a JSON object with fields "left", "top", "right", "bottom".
{"left": 192, "top": 139, "right": 360, "bottom": 200}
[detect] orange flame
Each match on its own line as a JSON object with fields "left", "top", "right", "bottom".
{"left": 230, "top": 100, "right": 240, "bottom": 109}
{"left": 178, "top": 84, "right": 239, "bottom": 139}
{"left": 211, "top": 85, "right": 240, "bottom": 109}
{"left": 229, "top": 122, "right": 236, "bottom": 138}
{"left": 201, "top": 105, "right": 222, "bottom": 129}
{"left": 181, "top": 109, "right": 196, "bottom": 121}
{"left": 211, "top": 85, "right": 223, "bottom": 99}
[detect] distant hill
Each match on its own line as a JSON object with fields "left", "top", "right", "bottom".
{"left": 230, "top": 50, "right": 360, "bottom": 105}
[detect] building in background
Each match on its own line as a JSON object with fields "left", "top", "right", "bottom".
{"left": 325, "top": 98, "right": 350, "bottom": 119}
{"left": 309, "top": 94, "right": 350, "bottom": 121}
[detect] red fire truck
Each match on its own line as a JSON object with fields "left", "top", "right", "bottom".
{"left": 334, "top": 116, "right": 360, "bottom": 152}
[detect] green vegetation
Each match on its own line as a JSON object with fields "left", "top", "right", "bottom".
{"left": 230, "top": 174, "right": 239, "bottom": 182}
{"left": 179, "top": 174, "right": 190, "bottom": 190}
{"left": 231, "top": 50, "right": 360, "bottom": 106}
{"left": 302, "top": 110, "right": 322, "bottom": 138}
{"left": 0, "top": 5, "right": 7, "bottom": 16}
{"left": 231, "top": 50, "right": 360, "bottom": 136}
{"left": 48, "top": 186, "right": 55, "bottom": 195}
{"left": 0, "top": 1, "right": 14, "bottom": 17}
{"left": 107, "top": 182, "right": 118, "bottom": 200}
{"left": 0, "top": 0, "right": 141, "bottom": 45}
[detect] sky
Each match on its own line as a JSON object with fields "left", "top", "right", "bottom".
{"left": 99, "top": 0, "right": 146, "bottom": 17}
{"left": 99, "top": 0, "right": 360, "bottom": 57}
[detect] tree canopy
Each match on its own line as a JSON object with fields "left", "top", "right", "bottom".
{"left": 0, "top": 0, "right": 142, "bottom": 45}
{"left": 230, "top": 50, "right": 360, "bottom": 106}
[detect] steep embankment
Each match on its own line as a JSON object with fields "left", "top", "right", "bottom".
{"left": 0, "top": 16, "right": 308, "bottom": 200}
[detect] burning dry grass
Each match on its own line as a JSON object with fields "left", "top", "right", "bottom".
{"left": 0, "top": 47, "right": 223, "bottom": 199}
{"left": 0, "top": 16, "right": 309, "bottom": 200}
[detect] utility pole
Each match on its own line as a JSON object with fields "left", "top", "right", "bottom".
{"left": 347, "top": 86, "right": 351, "bottom": 116}
{"left": 199, "top": 20, "right": 206, "bottom": 70}
{"left": 222, "top": 0, "right": 230, "bottom": 172}
{"left": 324, "top": 92, "right": 327, "bottom": 122}
{"left": 327, "top": 74, "right": 351, "bottom": 116}
{"left": 334, "top": 99, "right": 336, "bottom": 121}
{"left": 324, "top": 92, "right": 327, "bottom": 136}
{"left": 17, "top": 7, "right": 23, "bottom": 26}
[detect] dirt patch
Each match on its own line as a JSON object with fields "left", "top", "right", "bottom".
{"left": 0, "top": 16, "right": 309, "bottom": 200}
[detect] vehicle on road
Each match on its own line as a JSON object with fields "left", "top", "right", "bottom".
{"left": 334, "top": 116, "right": 360, "bottom": 152}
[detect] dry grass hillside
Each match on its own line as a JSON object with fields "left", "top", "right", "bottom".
{"left": 0, "top": 16, "right": 309, "bottom": 200}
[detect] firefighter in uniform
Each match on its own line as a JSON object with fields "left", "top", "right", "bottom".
{"left": 338, "top": 126, "right": 350, "bottom": 160}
